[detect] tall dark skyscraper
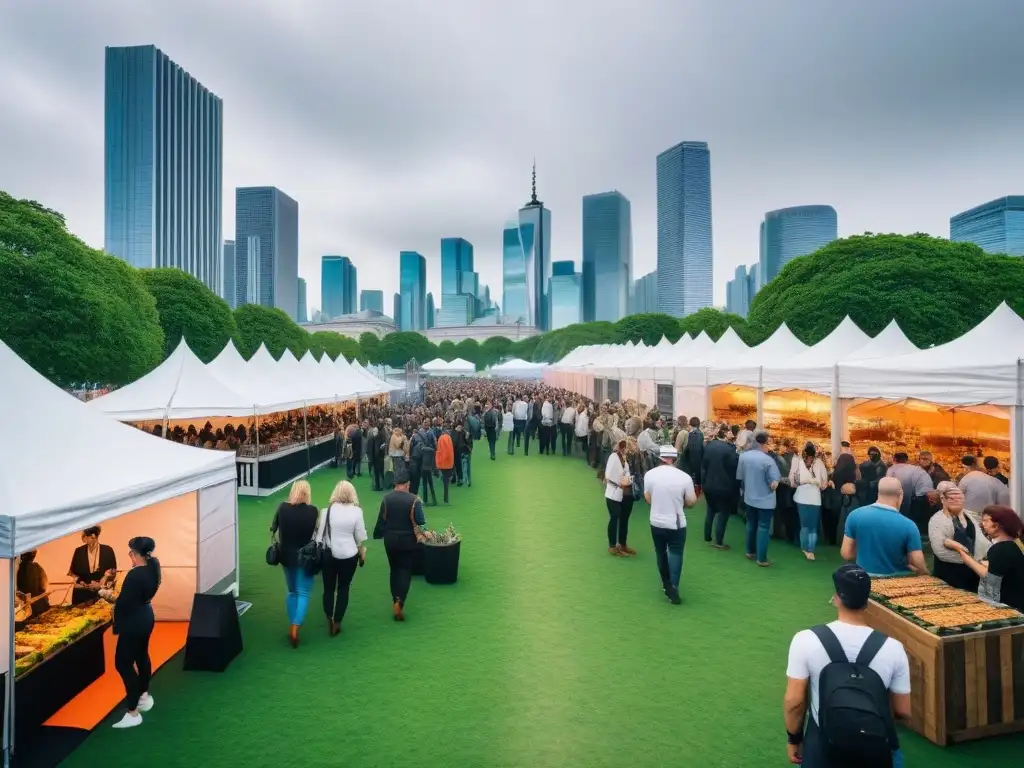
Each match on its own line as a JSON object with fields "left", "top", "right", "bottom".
{"left": 502, "top": 221, "right": 528, "bottom": 324}
{"left": 360, "top": 289, "right": 384, "bottom": 313}
{"left": 221, "top": 240, "right": 236, "bottom": 309}
{"left": 104, "top": 45, "right": 223, "bottom": 292}
{"left": 296, "top": 277, "right": 307, "bottom": 323}
{"left": 321, "top": 255, "right": 357, "bottom": 318}
{"left": 549, "top": 260, "right": 582, "bottom": 329}
{"left": 725, "top": 264, "right": 751, "bottom": 318}
{"left": 656, "top": 141, "right": 712, "bottom": 317}
{"left": 438, "top": 237, "right": 478, "bottom": 326}
{"left": 950, "top": 196, "right": 1024, "bottom": 256}
{"left": 518, "top": 163, "right": 552, "bottom": 330}
{"left": 234, "top": 187, "right": 299, "bottom": 319}
{"left": 426, "top": 292, "right": 436, "bottom": 329}
{"left": 399, "top": 251, "right": 427, "bottom": 331}
{"left": 760, "top": 205, "right": 838, "bottom": 284}
{"left": 582, "top": 191, "right": 632, "bottom": 322}
{"left": 393, "top": 292, "right": 402, "bottom": 328}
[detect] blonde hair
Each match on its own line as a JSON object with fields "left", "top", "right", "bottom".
{"left": 288, "top": 479, "right": 312, "bottom": 505}
{"left": 329, "top": 480, "right": 359, "bottom": 507}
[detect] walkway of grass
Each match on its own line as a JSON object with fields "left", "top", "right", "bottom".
{"left": 64, "top": 449, "right": 1023, "bottom": 767}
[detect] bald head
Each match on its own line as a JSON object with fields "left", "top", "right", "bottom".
{"left": 877, "top": 477, "right": 904, "bottom": 506}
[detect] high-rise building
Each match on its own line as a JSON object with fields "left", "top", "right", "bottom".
{"left": 549, "top": 261, "right": 582, "bottom": 330}
{"left": 950, "top": 196, "right": 1024, "bottom": 256}
{"left": 439, "top": 237, "right": 479, "bottom": 326}
{"left": 502, "top": 221, "right": 528, "bottom": 324}
{"left": 656, "top": 141, "right": 712, "bottom": 317}
{"left": 296, "top": 277, "right": 307, "bottom": 323}
{"left": 725, "top": 265, "right": 751, "bottom": 318}
{"left": 631, "top": 270, "right": 658, "bottom": 314}
{"left": 760, "top": 205, "right": 838, "bottom": 284}
{"left": 518, "top": 163, "right": 552, "bottom": 329}
{"left": 393, "top": 292, "right": 402, "bottom": 327}
{"left": 104, "top": 45, "right": 223, "bottom": 292}
{"left": 360, "top": 289, "right": 384, "bottom": 313}
{"left": 426, "top": 292, "right": 436, "bottom": 329}
{"left": 234, "top": 187, "right": 299, "bottom": 319}
{"left": 747, "top": 264, "right": 760, "bottom": 308}
{"left": 582, "top": 191, "right": 632, "bottom": 322}
{"left": 222, "top": 240, "right": 236, "bottom": 309}
{"left": 399, "top": 251, "right": 427, "bottom": 331}
{"left": 321, "top": 255, "right": 357, "bottom": 318}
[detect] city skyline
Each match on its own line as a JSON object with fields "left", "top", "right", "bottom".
{"left": 5, "top": 2, "right": 1024, "bottom": 313}
{"left": 234, "top": 186, "right": 299, "bottom": 320}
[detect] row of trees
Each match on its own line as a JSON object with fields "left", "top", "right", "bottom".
{"left": 5, "top": 191, "right": 1024, "bottom": 389}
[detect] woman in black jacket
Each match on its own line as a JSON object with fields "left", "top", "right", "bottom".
{"left": 271, "top": 480, "right": 319, "bottom": 647}
{"left": 101, "top": 536, "right": 161, "bottom": 730}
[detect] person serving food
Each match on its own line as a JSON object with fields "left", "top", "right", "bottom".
{"left": 68, "top": 526, "right": 118, "bottom": 605}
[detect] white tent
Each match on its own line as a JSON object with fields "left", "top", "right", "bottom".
{"left": 351, "top": 358, "right": 401, "bottom": 391}
{"left": 760, "top": 317, "right": 874, "bottom": 395}
{"left": 207, "top": 341, "right": 305, "bottom": 412}
{"left": 490, "top": 358, "right": 545, "bottom": 379}
{"left": 708, "top": 323, "right": 809, "bottom": 388}
{"left": 88, "top": 339, "right": 256, "bottom": 422}
{"left": 421, "top": 358, "right": 450, "bottom": 373}
{"left": 334, "top": 354, "right": 387, "bottom": 394}
{"left": 446, "top": 358, "right": 477, "bottom": 377}
{"left": 0, "top": 338, "right": 238, "bottom": 755}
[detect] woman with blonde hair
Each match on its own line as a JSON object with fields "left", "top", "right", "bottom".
{"left": 316, "top": 480, "right": 367, "bottom": 635}
{"left": 387, "top": 426, "right": 411, "bottom": 486}
{"left": 270, "top": 479, "right": 319, "bottom": 647}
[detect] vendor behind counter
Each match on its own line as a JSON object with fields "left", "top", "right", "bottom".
{"left": 16, "top": 549, "right": 50, "bottom": 615}
{"left": 68, "top": 525, "right": 117, "bottom": 605}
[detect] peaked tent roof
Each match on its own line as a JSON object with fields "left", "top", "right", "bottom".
{"left": 707, "top": 322, "right": 809, "bottom": 387}
{"left": 0, "top": 339, "right": 236, "bottom": 555}
{"left": 842, "top": 320, "right": 918, "bottom": 361}
{"left": 658, "top": 327, "right": 753, "bottom": 385}
{"left": 89, "top": 338, "right": 256, "bottom": 421}
{"left": 760, "top": 317, "right": 873, "bottom": 393}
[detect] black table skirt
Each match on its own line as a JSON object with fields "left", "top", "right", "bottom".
{"left": 257, "top": 439, "right": 336, "bottom": 489}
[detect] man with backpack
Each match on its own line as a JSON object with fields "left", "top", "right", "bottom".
{"left": 783, "top": 564, "right": 910, "bottom": 767}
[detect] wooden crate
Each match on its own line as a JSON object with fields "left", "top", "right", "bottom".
{"left": 865, "top": 599, "right": 1024, "bottom": 745}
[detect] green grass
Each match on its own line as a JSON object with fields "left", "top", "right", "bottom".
{"left": 64, "top": 449, "right": 1024, "bottom": 767}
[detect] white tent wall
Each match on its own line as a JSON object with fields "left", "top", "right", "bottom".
{"left": 198, "top": 480, "right": 238, "bottom": 594}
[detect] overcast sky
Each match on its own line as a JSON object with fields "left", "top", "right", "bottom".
{"left": 3, "top": 0, "right": 1024, "bottom": 313}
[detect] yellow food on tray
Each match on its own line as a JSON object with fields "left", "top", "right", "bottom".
{"left": 888, "top": 591, "right": 980, "bottom": 610}
{"left": 870, "top": 575, "right": 946, "bottom": 598}
{"left": 913, "top": 603, "right": 1023, "bottom": 628}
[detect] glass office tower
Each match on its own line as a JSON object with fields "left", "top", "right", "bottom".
{"left": 221, "top": 240, "right": 236, "bottom": 309}
{"left": 582, "top": 191, "right": 632, "bottom": 322}
{"left": 399, "top": 251, "right": 427, "bottom": 331}
{"left": 321, "top": 255, "right": 357, "bottom": 318}
{"left": 725, "top": 264, "right": 751, "bottom": 317}
{"left": 502, "top": 222, "right": 529, "bottom": 324}
{"left": 630, "top": 270, "right": 658, "bottom": 314}
{"left": 517, "top": 163, "right": 552, "bottom": 329}
{"left": 950, "top": 196, "right": 1024, "bottom": 256}
{"left": 296, "top": 277, "right": 307, "bottom": 323}
{"left": 549, "top": 261, "right": 582, "bottom": 330}
{"left": 393, "top": 292, "right": 402, "bottom": 327}
{"left": 656, "top": 141, "right": 712, "bottom": 317}
{"left": 360, "top": 289, "right": 384, "bottom": 313}
{"left": 439, "top": 237, "right": 478, "bottom": 326}
{"left": 105, "top": 45, "right": 223, "bottom": 293}
{"left": 234, "top": 187, "right": 299, "bottom": 319}
{"left": 760, "top": 205, "right": 838, "bottom": 284}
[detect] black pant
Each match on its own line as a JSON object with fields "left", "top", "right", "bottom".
{"left": 606, "top": 495, "right": 634, "bottom": 547}
{"left": 322, "top": 555, "right": 359, "bottom": 622}
{"left": 409, "top": 464, "right": 421, "bottom": 495}
{"left": 560, "top": 423, "right": 572, "bottom": 455}
{"left": 114, "top": 630, "right": 153, "bottom": 711}
{"left": 441, "top": 468, "right": 453, "bottom": 502}
{"left": 420, "top": 469, "right": 437, "bottom": 504}
{"left": 453, "top": 454, "right": 464, "bottom": 484}
{"left": 486, "top": 429, "right": 497, "bottom": 458}
{"left": 384, "top": 533, "right": 417, "bottom": 606}
{"left": 588, "top": 434, "right": 600, "bottom": 467}
{"left": 703, "top": 490, "right": 732, "bottom": 546}
{"left": 539, "top": 424, "right": 555, "bottom": 454}
{"left": 525, "top": 421, "right": 539, "bottom": 454}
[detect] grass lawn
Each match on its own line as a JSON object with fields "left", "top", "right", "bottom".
{"left": 63, "top": 448, "right": 1024, "bottom": 767}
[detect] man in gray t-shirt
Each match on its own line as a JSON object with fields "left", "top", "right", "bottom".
{"left": 736, "top": 432, "right": 781, "bottom": 566}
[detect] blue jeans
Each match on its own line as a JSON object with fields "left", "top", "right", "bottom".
{"left": 461, "top": 453, "right": 472, "bottom": 486}
{"left": 745, "top": 504, "right": 773, "bottom": 563}
{"left": 651, "top": 525, "right": 686, "bottom": 592}
{"left": 283, "top": 566, "right": 314, "bottom": 626}
{"left": 797, "top": 502, "right": 821, "bottom": 554}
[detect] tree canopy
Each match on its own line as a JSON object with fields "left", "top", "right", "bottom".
{"left": 532, "top": 321, "right": 617, "bottom": 362}
{"left": 436, "top": 340, "right": 457, "bottom": 361}
{"left": 380, "top": 332, "right": 437, "bottom": 369}
{"left": 358, "top": 332, "right": 382, "bottom": 364}
{"left": 479, "top": 336, "right": 514, "bottom": 367}
{"left": 746, "top": 233, "right": 1024, "bottom": 346}
{"left": 234, "top": 304, "right": 309, "bottom": 359}
{"left": 0, "top": 191, "right": 164, "bottom": 386}
{"left": 677, "top": 308, "right": 750, "bottom": 342}
{"left": 454, "top": 338, "right": 481, "bottom": 368}
{"left": 140, "top": 268, "right": 238, "bottom": 362}
{"left": 615, "top": 313, "right": 683, "bottom": 345}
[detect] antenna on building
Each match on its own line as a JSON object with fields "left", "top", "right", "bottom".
{"left": 526, "top": 159, "right": 542, "bottom": 207}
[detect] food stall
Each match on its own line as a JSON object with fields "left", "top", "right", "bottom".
{"left": 864, "top": 575, "right": 1024, "bottom": 745}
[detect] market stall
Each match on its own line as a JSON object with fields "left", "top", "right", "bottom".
{"left": 0, "top": 338, "right": 237, "bottom": 762}
{"left": 864, "top": 575, "right": 1024, "bottom": 745}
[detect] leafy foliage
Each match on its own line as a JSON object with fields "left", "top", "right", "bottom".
{"left": 358, "top": 332, "right": 382, "bottom": 364}
{"left": 511, "top": 334, "right": 543, "bottom": 362}
{"left": 454, "top": 338, "right": 481, "bottom": 368}
{"left": 234, "top": 304, "right": 309, "bottom": 360}
{"left": 0, "top": 191, "right": 163, "bottom": 386}
{"left": 380, "top": 332, "right": 437, "bottom": 369}
{"left": 436, "top": 340, "right": 457, "bottom": 361}
{"left": 140, "top": 268, "right": 238, "bottom": 362}
{"left": 747, "top": 234, "right": 1024, "bottom": 346}
{"left": 677, "top": 308, "right": 750, "bottom": 342}
{"left": 532, "top": 321, "right": 617, "bottom": 362}
{"left": 479, "top": 336, "right": 514, "bottom": 367}
{"left": 615, "top": 313, "right": 683, "bottom": 345}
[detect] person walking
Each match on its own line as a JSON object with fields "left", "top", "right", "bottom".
{"left": 574, "top": 403, "right": 590, "bottom": 458}
{"left": 456, "top": 421, "right": 473, "bottom": 487}
{"left": 271, "top": 480, "right": 319, "bottom": 647}
{"left": 317, "top": 480, "right": 367, "bottom": 636}
{"left": 436, "top": 427, "right": 455, "bottom": 503}
{"left": 644, "top": 445, "right": 698, "bottom": 604}
{"left": 791, "top": 442, "right": 829, "bottom": 561}
{"left": 559, "top": 400, "right": 576, "bottom": 455}
{"left": 373, "top": 468, "right": 431, "bottom": 621}
{"left": 512, "top": 395, "right": 529, "bottom": 454}
{"left": 603, "top": 439, "right": 636, "bottom": 557}
{"left": 701, "top": 426, "right": 738, "bottom": 549}
{"left": 503, "top": 405, "right": 516, "bottom": 455}
{"left": 736, "top": 432, "right": 781, "bottom": 567}
{"left": 681, "top": 416, "right": 705, "bottom": 496}
{"left": 483, "top": 401, "right": 501, "bottom": 460}
{"left": 540, "top": 397, "right": 556, "bottom": 455}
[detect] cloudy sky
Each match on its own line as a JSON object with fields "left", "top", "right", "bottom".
{"left": 3, "top": 0, "right": 1024, "bottom": 313}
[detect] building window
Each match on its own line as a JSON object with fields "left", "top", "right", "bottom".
{"left": 657, "top": 385, "right": 674, "bottom": 421}
{"left": 607, "top": 379, "right": 620, "bottom": 403}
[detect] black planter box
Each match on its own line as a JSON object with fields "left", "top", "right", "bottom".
{"left": 424, "top": 540, "right": 461, "bottom": 585}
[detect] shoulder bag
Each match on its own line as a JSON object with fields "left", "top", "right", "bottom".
{"left": 266, "top": 533, "right": 280, "bottom": 566}
{"left": 373, "top": 497, "right": 424, "bottom": 542}
{"left": 298, "top": 509, "right": 332, "bottom": 576}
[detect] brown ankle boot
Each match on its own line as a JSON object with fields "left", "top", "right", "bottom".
{"left": 289, "top": 624, "right": 299, "bottom": 648}
{"left": 608, "top": 547, "right": 621, "bottom": 556}
{"left": 393, "top": 601, "right": 405, "bottom": 622}
{"left": 620, "top": 545, "right": 637, "bottom": 556}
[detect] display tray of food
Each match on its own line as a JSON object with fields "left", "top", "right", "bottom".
{"left": 14, "top": 601, "right": 113, "bottom": 677}
{"left": 869, "top": 575, "right": 1024, "bottom": 635}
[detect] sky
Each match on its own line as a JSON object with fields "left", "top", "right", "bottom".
{"left": 3, "top": 0, "right": 1024, "bottom": 315}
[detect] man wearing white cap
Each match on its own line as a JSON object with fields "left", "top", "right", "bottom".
{"left": 644, "top": 444, "right": 698, "bottom": 604}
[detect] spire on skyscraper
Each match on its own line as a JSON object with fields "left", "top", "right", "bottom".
{"left": 526, "top": 159, "right": 542, "bottom": 207}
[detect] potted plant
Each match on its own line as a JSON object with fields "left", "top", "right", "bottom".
{"left": 423, "top": 523, "right": 462, "bottom": 585}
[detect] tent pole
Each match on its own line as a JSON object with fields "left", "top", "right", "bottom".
{"left": 253, "top": 407, "right": 260, "bottom": 492}
{"left": 303, "top": 401, "right": 311, "bottom": 477}
{"left": 1014, "top": 361, "right": 1024, "bottom": 514}
{"left": 830, "top": 366, "right": 842, "bottom": 464}
{"left": 756, "top": 368, "right": 764, "bottom": 429}
{"left": 5, "top": 522, "right": 17, "bottom": 766}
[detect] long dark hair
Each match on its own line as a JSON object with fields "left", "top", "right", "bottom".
{"left": 129, "top": 536, "right": 162, "bottom": 587}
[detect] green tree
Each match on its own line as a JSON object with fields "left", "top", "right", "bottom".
{"left": 336, "top": 335, "right": 365, "bottom": 364}
{"left": 436, "top": 340, "right": 457, "bottom": 361}
{"left": 358, "top": 332, "right": 382, "bottom": 364}
{"left": 0, "top": 191, "right": 163, "bottom": 386}
{"left": 479, "top": 335, "right": 514, "bottom": 368}
{"left": 234, "top": 304, "right": 309, "bottom": 359}
{"left": 140, "top": 268, "right": 238, "bottom": 362}
{"left": 454, "top": 338, "right": 481, "bottom": 368}
{"left": 677, "top": 308, "right": 750, "bottom": 342}
{"left": 532, "top": 321, "right": 617, "bottom": 362}
{"left": 380, "top": 331, "right": 436, "bottom": 368}
{"left": 747, "top": 233, "right": 1024, "bottom": 346}
{"left": 615, "top": 313, "right": 683, "bottom": 345}
{"left": 511, "top": 334, "right": 542, "bottom": 362}
{"left": 309, "top": 331, "right": 346, "bottom": 360}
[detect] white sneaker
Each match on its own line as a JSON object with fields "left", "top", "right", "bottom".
{"left": 138, "top": 695, "right": 154, "bottom": 713}
{"left": 112, "top": 712, "right": 142, "bottom": 729}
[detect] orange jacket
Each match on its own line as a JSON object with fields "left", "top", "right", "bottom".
{"left": 435, "top": 432, "right": 455, "bottom": 470}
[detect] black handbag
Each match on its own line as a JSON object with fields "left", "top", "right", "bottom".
{"left": 266, "top": 541, "right": 280, "bottom": 566}
{"left": 298, "top": 509, "right": 332, "bottom": 575}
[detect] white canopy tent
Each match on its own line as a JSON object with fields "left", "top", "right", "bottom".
{"left": 446, "top": 358, "right": 477, "bottom": 377}
{"left": 489, "top": 358, "right": 546, "bottom": 379}
{"left": 0, "top": 339, "right": 238, "bottom": 757}
{"left": 207, "top": 342, "right": 307, "bottom": 412}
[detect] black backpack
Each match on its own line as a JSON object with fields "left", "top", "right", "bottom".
{"left": 810, "top": 626, "right": 897, "bottom": 767}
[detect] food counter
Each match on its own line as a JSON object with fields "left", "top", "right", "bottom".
{"left": 237, "top": 434, "right": 336, "bottom": 496}
{"left": 864, "top": 575, "right": 1024, "bottom": 745}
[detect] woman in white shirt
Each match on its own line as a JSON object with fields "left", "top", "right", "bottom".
{"left": 789, "top": 443, "right": 829, "bottom": 561}
{"left": 603, "top": 439, "right": 636, "bottom": 557}
{"left": 503, "top": 407, "right": 515, "bottom": 454}
{"left": 317, "top": 480, "right": 367, "bottom": 635}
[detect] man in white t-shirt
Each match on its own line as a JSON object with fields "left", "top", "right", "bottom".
{"left": 643, "top": 444, "right": 697, "bottom": 605}
{"left": 783, "top": 564, "right": 911, "bottom": 767}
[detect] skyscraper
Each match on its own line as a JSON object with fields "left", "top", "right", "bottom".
{"left": 582, "top": 191, "right": 632, "bottom": 322}
{"left": 518, "top": 163, "right": 552, "bottom": 329}
{"left": 950, "top": 196, "right": 1024, "bottom": 256}
{"left": 321, "top": 255, "right": 356, "bottom": 318}
{"left": 760, "top": 205, "right": 838, "bottom": 284}
{"left": 296, "top": 277, "right": 307, "bottom": 323}
{"left": 656, "top": 141, "right": 712, "bottom": 317}
{"left": 393, "top": 292, "right": 402, "bottom": 327}
{"left": 234, "top": 187, "right": 299, "bottom": 319}
{"left": 631, "top": 270, "right": 658, "bottom": 314}
{"left": 439, "top": 237, "right": 478, "bottom": 326}
{"left": 426, "top": 292, "right": 436, "bottom": 329}
{"left": 104, "top": 45, "right": 223, "bottom": 292}
{"left": 222, "top": 240, "right": 236, "bottom": 309}
{"left": 549, "top": 261, "right": 582, "bottom": 330}
{"left": 747, "top": 264, "right": 760, "bottom": 307}
{"left": 725, "top": 265, "right": 751, "bottom": 318}
{"left": 399, "top": 251, "right": 427, "bottom": 331}
{"left": 360, "top": 289, "right": 384, "bottom": 313}
{"left": 502, "top": 222, "right": 528, "bottom": 324}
